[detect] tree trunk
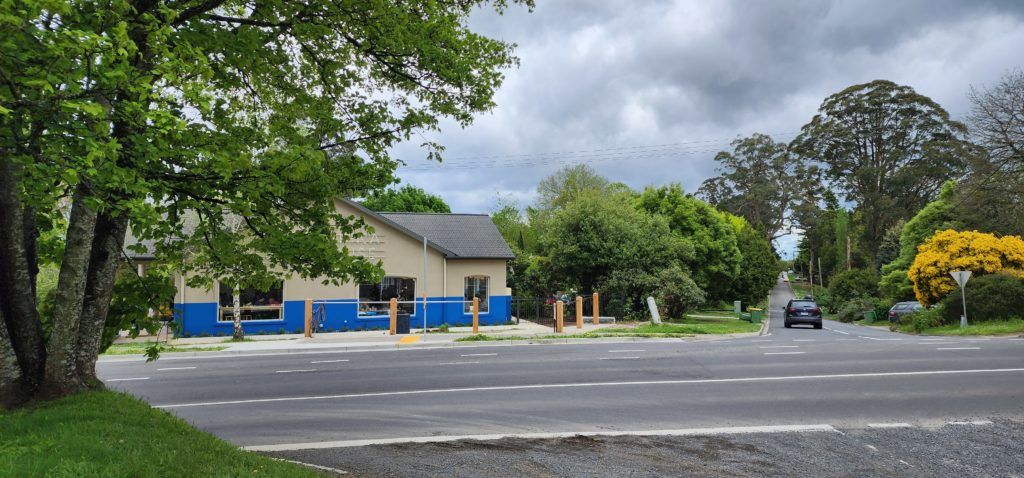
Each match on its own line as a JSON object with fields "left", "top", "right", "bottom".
{"left": 0, "top": 309, "right": 29, "bottom": 409}
{"left": 40, "top": 187, "right": 97, "bottom": 397}
{"left": 0, "top": 157, "right": 45, "bottom": 401}
{"left": 233, "top": 286, "right": 243, "bottom": 340}
{"left": 74, "top": 212, "right": 130, "bottom": 386}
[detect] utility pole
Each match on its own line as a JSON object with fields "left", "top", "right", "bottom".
{"left": 846, "top": 235, "right": 852, "bottom": 271}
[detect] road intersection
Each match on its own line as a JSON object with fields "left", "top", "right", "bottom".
{"left": 98, "top": 279, "right": 1024, "bottom": 474}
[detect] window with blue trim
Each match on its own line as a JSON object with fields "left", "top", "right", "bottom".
{"left": 359, "top": 276, "right": 415, "bottom": 316}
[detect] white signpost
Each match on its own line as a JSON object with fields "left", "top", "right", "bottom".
{"left": 646, "top": 296, "right": 662, "bottom": 325}
{"left": 950, "top": 270, "right": 972, "bottom": 328}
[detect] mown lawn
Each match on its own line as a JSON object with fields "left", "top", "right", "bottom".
{"left": 910, "top": 319, "right": 1024, "bottom": 336}
{"left": 0, "top": 390, "right": 323, "bottom": 477}
{"left": 102, "top": 342, "right": 227, "bottom": 355}
{"left": 598, "top": 317, "right": 760, "bottom": 336}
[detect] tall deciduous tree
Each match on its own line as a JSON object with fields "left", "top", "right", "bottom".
{"left": 535, "top": 164, "right": 611, "bottom": 211}
{"left": 792, "top": 80, "right": 975, "bottom": 262}
{"left": 0, "top": 0, "right": 529, "bottom": 407}
{"left": 362, "top": 185, "right": 451, "bottom": 213}
{"left": 698, "top": 133, "right": 818, "bottom": 242}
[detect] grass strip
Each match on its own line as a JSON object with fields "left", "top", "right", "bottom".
{"left": 102, "top": 343, "right": 228, "bottom": 355}
{"left": 0, "top": 390, "right": 324, "bottom": 477}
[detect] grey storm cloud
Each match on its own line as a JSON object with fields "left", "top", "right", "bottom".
{"left": 389, "top": 0, "right": 1024, "bottom": 239}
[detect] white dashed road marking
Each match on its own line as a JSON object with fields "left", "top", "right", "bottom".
{"left": 439, "top": 361, "right": 481, "bottom": 365}
{"left": 763, "top": 352, "right": 806, "bottom": 355}
{"left": 106, "top": 377, "right": 150, "bottom": 382}
{"left": 792, "top": 339, "right": 816, "bottom": 342}
{"left": 867, "top": 422, "right": 913, "bottom": 429}
{"left": 608, "top": 349, "right": 646, "bottom": 353}
{"left": 760, "top": 346, "right": 800, "bottom": 349}
{"left": 310, "top": 359, "right": 349, "bottom": 364}
{"left": 948, "top": 420, "right": 993, "bottom": 426}
{"left": 157, "top": 366, "right": 196, "bottom": 371}
{"left": 937, "top": 347, "right": 981, "bottom": 350}
{"left": 825, "top": 328, "right": 850, "bottom": 335}
{"left": 276, "top": 369, "right": 317, "bottom": 374}
{"left": 600, "top": 356, "right": 641, "bottom": 360}
{"left": 460, "top": 353, "right": 498, "bottom": 357}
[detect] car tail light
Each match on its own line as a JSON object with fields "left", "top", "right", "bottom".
{"left": 787, "top": 307, "right": 796, "bottom": 313}
{"left": 811, "top": 307, "right": 821, "bottom": 315}
{"left": 889, "top": 310, "right": 897, "bottom": 317}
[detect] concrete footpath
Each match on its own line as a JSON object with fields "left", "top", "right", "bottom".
{"left": 101, "top": 320, "right": 765, "bottom": 360}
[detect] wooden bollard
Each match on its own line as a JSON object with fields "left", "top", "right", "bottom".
{"left": 472, "top": 297, "right": 480, "bottom": 334}
{"left": 576, "top": 295, "right": 583, "bottom": 329}
{"left": 556, "top": 300, "right": 564, "bottom": 333}
{"left": 304, "top": 298, "right": 313, "bottom": 338}
{"left": 389, "top": 297, "right": 397, "bottom": 335}
{"left": 593, "top": 292, "right": 600, "bottom": 325}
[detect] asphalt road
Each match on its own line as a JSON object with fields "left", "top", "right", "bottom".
{"left": 99, "top": 279, "right": 1024, "bottom": 475}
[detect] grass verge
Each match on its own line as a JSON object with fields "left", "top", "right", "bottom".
{"left": 908, "top": 319, "right": 1024, "bottom": 336}
{"left": 102, "top": 342, "right": 228, "bottom": 355}
{"left": 0, "top": 390, "right": 323, "bottom": 477}
{"left": 454, "top": 316, "right": 759, "bottom": 342}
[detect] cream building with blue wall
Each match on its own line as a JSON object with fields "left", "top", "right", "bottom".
{"left": 163, "top": 199, "right": 515, "bottom": 336}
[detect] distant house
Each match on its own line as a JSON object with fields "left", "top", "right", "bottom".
{"left": 133, "top": 198, "right": 515, "bottom": 336}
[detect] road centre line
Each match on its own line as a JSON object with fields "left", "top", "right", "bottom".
{"left": 275, "top": 369, "right": 317, "bottom": 374}
{"left": 937, "top": 347, "right": 981, "bottom": 350}
{"left": 310, "top": 359, "right": 349, "bottom": 364}
{"left": 460, "top": 353, "right": 498, "bottom": 357}
{"left": 439, "top": 361, "right": 481, "bottom": 365}
{"left": 157, "top": 366, "right": 196, "bottom": 371}
{"left": 106, "top": 377, "right": 150, "bottom": 382}
{"left": 153, "top": 367, "right": 1024, "bottom": 409}
{"left": 763, "top": 352, "right": 806, "bottom": 355}
{"left": 825, "top": 328, "right": 850, "bottom": 335}
{"left": 242, "top": 424, "right": 839, "bottom": 452}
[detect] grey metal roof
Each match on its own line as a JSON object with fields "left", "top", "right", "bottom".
{"left": 378, "top": 212, "right": 516, "bottom": 260}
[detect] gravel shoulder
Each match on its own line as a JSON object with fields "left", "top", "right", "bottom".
{"left": 267, "top": 420, "right": 1024, "bottom": 478}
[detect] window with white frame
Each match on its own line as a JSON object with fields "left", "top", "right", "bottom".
{"left": 359, "top": 276, "right": 415, "bottom": 316}
{"left": 464, "top": 276, "right": 489, "bottom": 313}
{"left": 217, "top": 281, "right": 283, "bottom": 322}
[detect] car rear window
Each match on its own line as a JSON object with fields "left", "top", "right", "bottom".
{"left": 792, "top": 300, "right": 817, "bottom": 308}
{"left": 894, "top": 304, "right": 909, "bottom": 310}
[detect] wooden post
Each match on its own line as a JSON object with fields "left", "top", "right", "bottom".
{"left": 576, "top": 295, "right": 583, "bottom": 329}
{"left": 593, "top": 292, "right": 600, "bottom": 325}
{"left": 389, "top": 298, "right": 397, "bottom": 335}
{"left": 846, "top": 235, "right": 852, "bottom": 271}
{"left": 818, "top": 257, "right": 824, "bottom": 290}
{"left": 472, "top": 297, "right": 480, "bottom": 334}
{"left": 303, "top": 298, "right": 312, "bottom": 338}
{"left": 556, "top": 300, "right": 564, "bottom": 333}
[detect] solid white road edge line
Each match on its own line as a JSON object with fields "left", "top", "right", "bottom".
{"left": 242, "top": 424, "right": 840, "bottom": 452}
{"left": 866, "top": 423, "right": 913, "bottom": 429}
{"left": 275, "top": 369, "right": 317, "bottom": 373}
{"left": 310, "top": 359, "right": 349, "bottom": 364}
{"left": 271, "top": 457, "right": 348, "bottom": 474}
{"left": 947, "top": 420, "right": 993, "bottom": 425}
{"left": 460, "top": 353, "right": 498, "bottom": 357}
{"left": 936, "top": 347, "right": 981, "bottom": 350}
{"left": 157, "top": 366, "right": 196, "bottom": 371}
{"left": 599, "top": 356, "right": 641, "bottom": 360}
{"left": 153, "top": 367, "right": 1024, "bottom": 409}
{"left": 106, "top": 377, "right": 150, "bottom": 382}
{"left": 763, "top": 352, "right": 806, "bottom": 355}
{"left": 439, "top": 361, "right": 481, "bottom": 365}
{"left": 759, "top": 346, "right": 799, "bottom": 349}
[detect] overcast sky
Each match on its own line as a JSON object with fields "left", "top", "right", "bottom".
{"left": 387, "top": 0, "right": 1024, "bottom": 257}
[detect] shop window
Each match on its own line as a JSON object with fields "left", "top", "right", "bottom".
{"left": 359, "top": 276, "right": 415, "bottom": 316}
{"left": 218, "top": 281, "right": 283, "bottom": 322}
{"left": 464, "top": 276, "right": 489, "bottom": 313}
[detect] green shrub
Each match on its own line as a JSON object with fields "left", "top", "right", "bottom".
{"left": 836, "top": 298, "right": 889, "bottom": 323}
{"left": 937, "top": 273, "right": 1024, "bottom": 323}
{"left": 437, "top": 323, "right": 450, "bottom": 333}
{"left": 829, "top": 268, "right": 879, "bottom": 306}
{"left": 899, "top": 306, "right": 948, "bottom": 332}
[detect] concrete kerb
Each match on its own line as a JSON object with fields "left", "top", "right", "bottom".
{"left": 97, "top": 333, "right": 759, "bottom": 362}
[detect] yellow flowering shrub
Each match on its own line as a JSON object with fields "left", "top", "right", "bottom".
{"left": 908, "top": 230, "right": 1024, "bottom": 306}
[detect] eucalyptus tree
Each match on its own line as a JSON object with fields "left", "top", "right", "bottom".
{"left": 0, "top": 0, "right": 529, "bottom": 406}
{"left": 791, "top": 80, "right": 976, "bottom": 261}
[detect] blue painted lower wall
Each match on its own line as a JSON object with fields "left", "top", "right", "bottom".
{"left": 173, "top": 296, "right": 512, "bottom": 336}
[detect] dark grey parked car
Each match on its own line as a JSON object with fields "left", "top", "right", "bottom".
{"left": 887, "top": 301, "right": 924, "bottom": 322}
